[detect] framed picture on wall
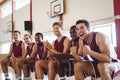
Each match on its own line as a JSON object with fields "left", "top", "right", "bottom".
{"left": 50, "top": 0, "right": 65, "bottom": 18}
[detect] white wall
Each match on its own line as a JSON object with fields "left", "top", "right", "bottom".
{"left": 0, "top": 0, "right": 114, "bottom": 43}
{"left": 14, "top": 4, "right": 30, "bottom": 39}
{"left": 64, "top": 0, "right": 114, "bottom": 27}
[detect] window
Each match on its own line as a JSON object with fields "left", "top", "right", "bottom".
{"left": 91, "top": 22, "right": 116, "bottom": 47}
{"left": 0, "top": 0, "right": 30, "bottom": 18}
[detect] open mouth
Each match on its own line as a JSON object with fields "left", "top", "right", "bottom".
{"left": 79, "top": 33, "right": 84, "bottom": 36}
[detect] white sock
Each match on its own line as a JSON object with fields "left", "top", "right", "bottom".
{"left": 59, "top": 77, "right": 66, "bottom": 80}
{"left": 4, "top": 73, "right": 9, "bottom": 78}
{"left": 24, "top": 77, "right": 31, "bottom": 80}
{"left": 17, "top": 76, "right": 22, "bottom": 80}
{"left": 15, "top": 74, "right": 18, "bottom": 78}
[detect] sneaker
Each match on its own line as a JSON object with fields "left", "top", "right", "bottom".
{"left": 5, "top": 78, "right": 11, "bottom": 80}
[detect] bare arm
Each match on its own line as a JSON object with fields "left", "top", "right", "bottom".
{"left": 83, "top": 33, "right": 111, "bottom": 63}
{"left": 7, "top": 44, "right": 13, "bottom": 58}
{"left": 77, "top": 38, "right": 83, "bottom": 56}
{"left": 21, "top": 42, "right": 26, "bottom": 59}
{"left": 41, "top": 41, "right": 52, "bottom": 59}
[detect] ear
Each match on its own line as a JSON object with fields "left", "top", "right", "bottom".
{"left": 88, "top": 26, "right": 90, "bottom": 31}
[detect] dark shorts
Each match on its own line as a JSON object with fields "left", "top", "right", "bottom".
{"left": 91, "top": 61, "right": 100, "bottom": 78}
{"left": 57, "top": 59, "right": 74, "bottom": 77}
{"left": 82, "top": 61, "right": 100, "bottom": 78}
{"left": 65, "top": 59, "right": 74, "bottom": 77}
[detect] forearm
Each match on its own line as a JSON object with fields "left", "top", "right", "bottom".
{"left": 77, "top": 46, "right": 83, "bottom": 56}
{"left": 22, "top": 53, "right": 27, "bottom": 59}
{"left": 89, "top": 50, "right": 111, "bottom": 63}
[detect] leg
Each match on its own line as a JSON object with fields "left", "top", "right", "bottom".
{"left": 0, "top": 58, "right": 9, "bottom": 73}
{"left": 15, "top": 61, "right": 23, "bottom": 78}
{"left": 0, "top": 58, "right": 11, "bottom": 79}
{"left": 74, "top": 61, "right": 94, "bottom": 80}
{"left": 97, "top": 62, "right": 114, "bottom": 80}
{"left": 35, "top": 60, "right": 49, "bottom": 79}
{"left": 23, "top": 59, "right": 36, "bottom": 78}
{"left": 57, "top": 60, "right": 66, "bottom": 78}
{"left": 23, "top": 64, "right": 31, "bottom": 77}
{"left": 48, "top": 60, "right": 57, "bottom": 80}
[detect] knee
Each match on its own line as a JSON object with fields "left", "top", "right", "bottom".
{"left": 0, "top": 58, "right": 7, "bottom": 65}
{"left": 15, "top": 62, "right": 21, "bottom": 67}
{"left": 0, "top": 60, "right": 4, "bottom": 65}
{"left": 74, "top": 62, "right": 83, "bottom": 71}
{"left": 97, "top": 63, "right": 108, "bottom": 72}
{"left": 48, "top": 61, "right": 56, "bottom": 69}
{"left": 35, "top": 61, "right": 42, "bottom": 69}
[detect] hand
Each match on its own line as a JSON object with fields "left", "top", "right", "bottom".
{"left": 21, "top": 58, "right": 26, "bottom": 64}
{"left": 48, "top": 50, "right": 54, "bottom": 57}
{"left": 79, "top": 38, "right": 83, "bottom": 47}
{"left": 17, "top": 58, "right": 22, "bottom": 62}
{"left": 7, "top": 55, "right": 11, "bottom": 59}
{"left": 83, "top": 45, "right": 91, "bottom": 54}
{"left": 70, "top": 46, "right": 77, "bottom": 54}
{"left": 45, "top": 40, "right": 52, "bottom": 50}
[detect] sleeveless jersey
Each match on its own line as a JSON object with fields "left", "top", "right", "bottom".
{"left": 54, "top": 36, "right": 67, "bottom": 52}
{"left": 12, "top": 41, "right": 22, "bottom": 57}
{"left": 37, "top": 43, "right": 44, "bottom": 59}
{"left": 70, "top": 37, "right": 79, "bottom": 47}
{"left": 27, "top": 43, "right": 37, "bottom": 59}
{"left": 83, "top": 32, "right": 101, "bottom": 63}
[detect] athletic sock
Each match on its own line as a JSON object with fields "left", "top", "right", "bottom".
{"left": 59, "top": 77, "right": 66, "bottom": 80}
{"left": 17, "top": 76, "right": 22, "bottom": 80}
{"left": 4, "top": 73, "right": 10, "bottom": 80}
{"left": 24, "top": 77, "right": 31, "bottom": 80}
{"left": 15, "top": 74, "right": 18, "bottom": 78}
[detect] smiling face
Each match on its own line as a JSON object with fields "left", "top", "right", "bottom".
{"left": 76, "top": 23, "right": 90, "bottom": 40}
{"left": 24, "top": 34, "right": 31, "bottom": 44}
{"left": 53, "top": 24, "right": 63, "bottom": 36}
{"left": 70, "top": 26, "right": 77, "bottom": 40}
{"left": 12, "top": 31, "right": 20, "bottom": 41}
{"left": 35, "top": 35, "right": 43, "bottom": 43}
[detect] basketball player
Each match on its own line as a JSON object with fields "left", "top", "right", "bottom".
{"left": 48, "top": 22, "right": 70, "bottom": 80}
{"left": 15, "top": 34, "right": 37, "bottom": 80}
{"left": 0, "top": 30, "right": 26, "bottom": 80}
{"left": 74, "top": 19, "right": 117, "bottom": 80}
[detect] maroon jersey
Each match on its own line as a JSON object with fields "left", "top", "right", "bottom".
{"left": 37, "top": 43, "right": 44, "bottom": 59}
{"left": 27, "top": 43, "right": 35, "bottom": 56}
{"left": 83, "top": 32, "right": 101, "bottom": 63}
{"left": 54, "top": 36, "right": 67, "bottom": 52}
{"left": 70, "top": 37, "right": 79, "bottom": 47}
{"left": 12, "top": 41, "right": 22, "bottom": 57}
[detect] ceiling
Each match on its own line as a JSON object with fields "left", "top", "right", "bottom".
{"left": 0, "top": 0, "right": 6, "bottom": 6}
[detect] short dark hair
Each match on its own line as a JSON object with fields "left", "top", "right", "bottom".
{"left": 35, "top": 32, "right": 43, "bottom": 40}
{"left": 52, "top": 22, "right": 62, "bottom": 28}
{"left": 24, "top": 34, "right": 31, "bottom": 39}
{"left": 13, "top": 30, "right": 20, "bottom": 34}
{"left": 76, "top": 19, "right": 89, "bottom": 28}
{"left": 70, "top": 25, "right": 76, "bottom": 30}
